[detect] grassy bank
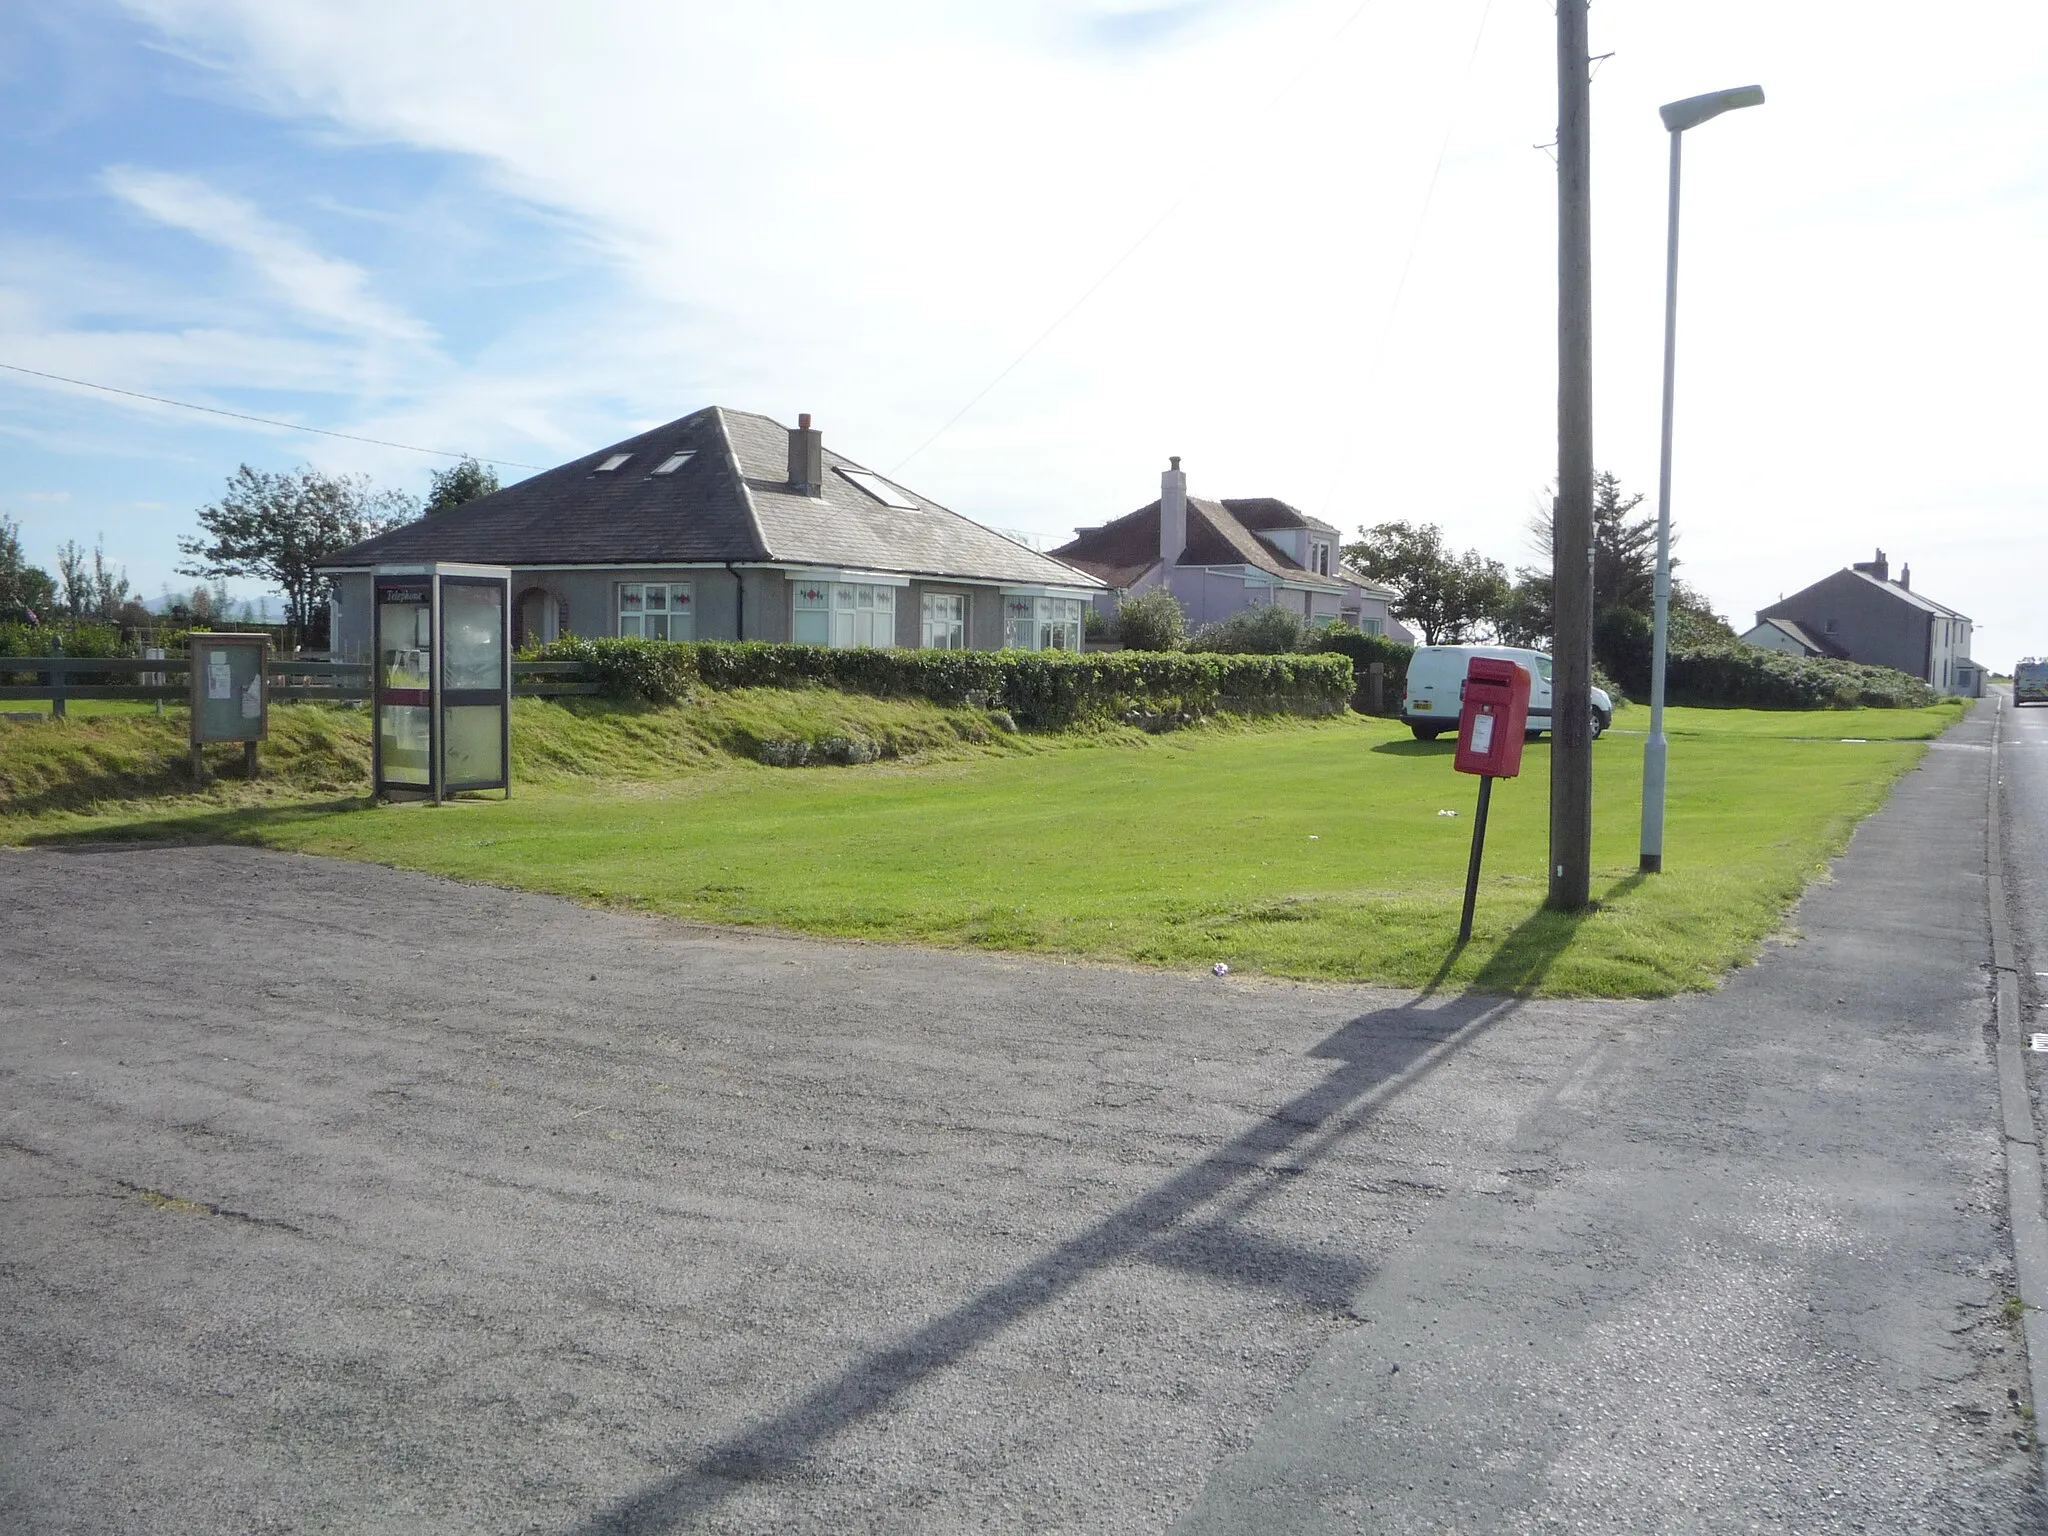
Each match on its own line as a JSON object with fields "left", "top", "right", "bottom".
{"left": 4, "top": 691, "right": 1967, "bottom": 997}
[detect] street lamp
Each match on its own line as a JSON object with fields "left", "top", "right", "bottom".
{"left": 1640, "top": 83, "right": 1764, "bottom": 874}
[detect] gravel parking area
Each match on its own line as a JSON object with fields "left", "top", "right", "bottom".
{"left": 0, "top": 845, "right": 1629, "bottom": 1534}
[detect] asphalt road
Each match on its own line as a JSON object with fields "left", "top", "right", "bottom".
{"left": 1, "top": 843, "right": 1638, "bottom": 1534}
{"left": 1, "top": 698, "right": 2041, "bottom": 1532}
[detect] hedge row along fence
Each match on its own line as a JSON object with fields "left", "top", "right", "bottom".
{"left": 529, "top": 637, "right": 1354, "bottom": 728}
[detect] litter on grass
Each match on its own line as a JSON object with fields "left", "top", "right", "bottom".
{"left": 1212, "top": 963, "right": 1230, "bottom": 977}
{"left": 1437, "top": 809, "right": 1458, "bottom": 817}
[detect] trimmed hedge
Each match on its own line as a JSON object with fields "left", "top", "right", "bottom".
{"left": 1305, "top": 629, "right": 1414, "bottom": 714}
{"left": 529, "top": 637, "right": 1353, "bottom": 728}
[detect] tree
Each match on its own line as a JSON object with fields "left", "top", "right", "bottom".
{"left": 1516, "top": 471, "right": 1662, "bottom": 632}
{"left": 0, "top": 516, "right": 57, "bottom": 620}
{"left": 178, "top": 465, "right": 421, "bottom": 634}
{"left": 425, "top": 455, "right": 500, "bottom": 515}
{"left": 88, "top": 538, "right": 131, "bottom": 623}
{"left": 55, "top": 539, "right": 91, "bottom": 619}
{"left": 1342, "top": 520, "right": 1510, "bottom": 645}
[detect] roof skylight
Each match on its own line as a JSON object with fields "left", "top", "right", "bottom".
{"left": 595, "top": 453, "right": 632, "bottom": 473}
{"left": 838, "top": 468, "right": 917, "bottom": 509}
{"left": 652, "top": 452, "right": 694, "bottom": 475}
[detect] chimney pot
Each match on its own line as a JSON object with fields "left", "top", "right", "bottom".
{"left": 799, "top": 412, "right": 811, "bottom": 430}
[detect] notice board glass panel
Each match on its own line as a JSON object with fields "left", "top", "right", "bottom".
{"left": 191, "top": 641, "right": 265, "bottom": 743}
{"left": 442, "top": 583, "right": 504, "bottom": 690}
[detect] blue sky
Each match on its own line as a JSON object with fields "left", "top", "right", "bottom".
{"left": 3, "top": 0, "right": 2045, "bottom": 662}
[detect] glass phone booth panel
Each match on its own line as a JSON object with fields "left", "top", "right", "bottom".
{"left": 375, "top": 578, "right": 434, "bottom": 790}
{"left": 440, "top": 578, "right": 507, "bottom": 790}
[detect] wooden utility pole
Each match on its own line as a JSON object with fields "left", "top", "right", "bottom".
{"left": 1548, "top": 0, "right": 1594, "bottom": 912}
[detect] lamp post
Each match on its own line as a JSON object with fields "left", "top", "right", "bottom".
{"left": 1640, "top": 84, "right": 1764, "bottom": 874}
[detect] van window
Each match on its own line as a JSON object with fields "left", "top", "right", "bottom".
{"left": 1536, "top": 657, "right": 1552, "bottom": 682}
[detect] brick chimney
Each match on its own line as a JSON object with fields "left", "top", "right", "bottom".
{"left": 1851, "top": 547, "right": 1888, "bottom": 581}
{"left": 1160, "top": 456, "right": 1187, "bottom": 569}
{"left": 787, "top": 412, "right": 823, "bottom": 497}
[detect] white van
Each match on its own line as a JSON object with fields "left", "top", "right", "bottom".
{"left": 1401, "top": 644, "right": 1612, "bottom": 742}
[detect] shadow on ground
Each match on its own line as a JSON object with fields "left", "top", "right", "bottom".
{"left": 566, "top": 887, "right": 1627, "bottom": 1534}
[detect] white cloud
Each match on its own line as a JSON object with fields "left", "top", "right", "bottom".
{"left": 102, "top": 164, "right": 436, "bottom": 347}
{"left": 27, "top": 0, "right": 2048, "bottom": 661}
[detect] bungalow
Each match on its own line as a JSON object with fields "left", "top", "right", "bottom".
{"left": 1051, "top": 459, "right": 1398, "bottom": 634}
{"left": 1745, "top": 549, "right": 1979, "bottom": 694}
{"left": 319, "top": 408, "right": 1102, "bottom": 658}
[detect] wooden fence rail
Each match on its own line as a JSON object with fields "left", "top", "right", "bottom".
{"left": 0, "top": 655, "right": 599, "bottom": 711}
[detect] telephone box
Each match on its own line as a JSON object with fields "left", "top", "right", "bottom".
{"left": 1453, "top": 656, "right": 1532, "bottom": 779}
{"left": 373, "top": 563, "right": 511, "bottom": 802}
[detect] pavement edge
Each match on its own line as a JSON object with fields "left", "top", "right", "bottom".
{"left": 1987, "top": 690, "right": 2048, "bottom": 1464}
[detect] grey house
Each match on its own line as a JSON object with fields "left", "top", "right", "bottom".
{"left": 1745, "top": 549, "right": 1978, "bottom": 694}
{"left": 319, "top": 408, "right": 1102, "bottom": 658}
{"left": 1051, "top": 459, "right": 1362, "bottom": 631}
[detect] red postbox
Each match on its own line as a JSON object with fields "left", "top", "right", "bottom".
{"left": 1453, "top": 657, "right": 1532, "bottom": 779}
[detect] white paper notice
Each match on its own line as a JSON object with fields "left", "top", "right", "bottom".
{"left": 240, "top": 674, "right": 262, "bottom": 720}
{"left": 206, "top": 650, "right": 231, "bottom": 700}
{"left": 1470, "top": 712, "right": 1494, "bottom": 756}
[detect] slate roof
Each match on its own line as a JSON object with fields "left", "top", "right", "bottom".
{"left": 1842, "top": 568, "right": 1969, "bottom": 620}
{"left": 1218, "top": 497, "right": 1340, "bottom": 535}
{"left": 1051, "top": 498, "right": 1346, "bottom": 592}
{"left": 1747, "top": 616, "right": 1841, "bottom": 657}
{"left": 1758, "top": 567, "right": 1972, "bottom": 626}
{"left": 320, "top": 407, "right": 1099, "bottom": 589}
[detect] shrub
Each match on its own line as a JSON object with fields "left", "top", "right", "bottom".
{"left": 528, "top": 637, "right": 1354, "bottom": 728}
{"left": 0, "top": 621, "right": 125, "bottom": 685}
{"left": 528, "top": 635, "right": 698, "bottom": 703}
{"left": 1184, "top": 604, "right": 1306, "bottom": 655}
{"left": 1664, "top": 644, "right": 1936, "bottom": 709}
{"left": 1593, "top": 606, "right": 1653, "bottom": 698}
{"left": 1113, "top": 589, "right": 1187, "bottom": 652}
{"left": 1304, "top": 628, "right": 1414, "bottom": 714}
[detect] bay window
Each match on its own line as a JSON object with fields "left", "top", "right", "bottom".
{"left": 790, "top": 580, "right": 898, "bottom": 648}
{"left": 1003, "top": 595, "right": 1085, "bottom": 651}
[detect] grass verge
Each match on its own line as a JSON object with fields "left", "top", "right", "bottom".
{"left": 3, "top": 690, "right": 1967, "bottom": 997}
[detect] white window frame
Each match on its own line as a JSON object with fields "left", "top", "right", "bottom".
{"left": 1003, "top": 594, "right": 1085, "bottom": 651}
{"left": 921, "top": 591, "right": 967, "bottom": 650}
{"left": 790, "top": 579, "right": 898, "bottom": 648}
{"left": 617, "top": 581, "right": 695, "bottom": 641}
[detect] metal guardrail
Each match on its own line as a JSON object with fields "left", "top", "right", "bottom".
{"left": 0, "top": 655, "right": 599, "bottom": 711}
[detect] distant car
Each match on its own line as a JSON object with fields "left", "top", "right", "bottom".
{"left": 1402, "top": 644, "right": 1612, "bottom": 742}
{"left": 2017, "top": 658, "right": 2048, "bottom": 706}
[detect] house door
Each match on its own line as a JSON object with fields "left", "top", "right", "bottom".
{"left": 515, "top": 588, "right": 559, "bottom": 649}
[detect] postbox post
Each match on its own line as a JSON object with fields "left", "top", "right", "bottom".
{"left": 1451, "top": 657, "right": 1534, "bottom": 944}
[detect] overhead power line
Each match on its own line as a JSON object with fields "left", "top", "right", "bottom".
{"left": 0, "top": 360, "right": 545, "bottom": 471}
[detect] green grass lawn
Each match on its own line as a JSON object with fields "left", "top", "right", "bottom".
{"left": 6, "top": 693, "right": 1966, "bottom": 997}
